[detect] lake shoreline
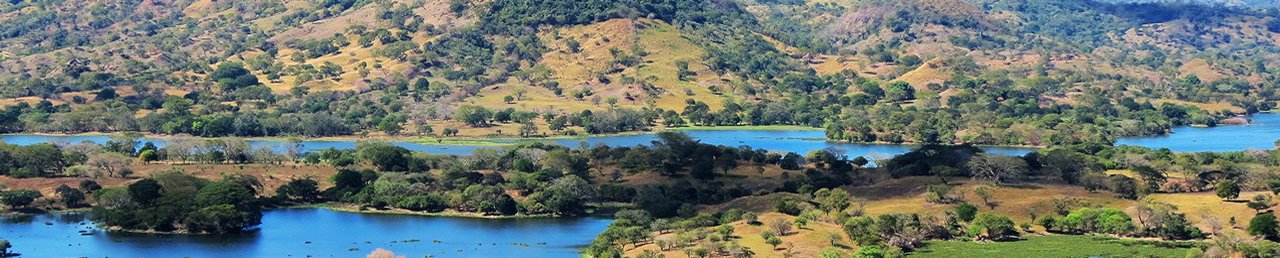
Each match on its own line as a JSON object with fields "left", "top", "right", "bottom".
{"left": 1, "top": 205, "right": 590, "bottom": 236}
{"left": 1, "top": 128, "right": 1050, "bottom": 150}
{"left": 0, "top": 208, "right": 611, "bottom": 257}
{"left": 305, "top": 203, "right": 561, "bottom": 219}
{"left": 9, "top": 117, "right": 1271, "bottom": 154}
{"left": 0, "top": 125, "right": 822, "bottom": 144}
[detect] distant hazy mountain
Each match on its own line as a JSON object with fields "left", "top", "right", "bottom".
{"left": 1099, "top": 0, "right": 1280, "bottom": 7}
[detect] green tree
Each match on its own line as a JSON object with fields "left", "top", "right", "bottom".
{"left": 359, "top": 145, "right": 411, "bottom": 171}
{"left": 208, "top": 62, "right": 260, "bottom": 92}
{"left": 127, "top": 178, "right": 163, "bottom": 206}
{"left": 975, "top": 185, "right": 995, "bottom": 209}
{"left": 883, "top": 81, "right": 915, "bottom": 101}
{"left": 766, "top": 236, "right": 783, "bottom": 250}
{"left": 1041, "top": 149, "right": 1090, "bottom": 184}
{"left": 519, "top": 122, "right": 539, "bottom": 137}
{"left": 843, "top": 216, "right": 881, "bottom": 246}
{"left": 1268, "top": 179, "right": 1280, "bottom": 195}
{"left": 1132, "top": 166, "right": 1166, "bottom": 191}
{"left": 453, "top": 105, "right": 493, "bottom": 127}
{"left": 1218, "top": 179, "right": 1242, "bottom": 201}
{"left": 967, "top": 153, "right": 1027, "bottom": 183}
{"left": 378, "top": 119, "right": 403, "bottom": 136}
{"left": 79, "top": 180, "right": 102, "bottom": 194}
{"left": 183, "top": 204, "right": 259, "bottom": 233}
{"left": 956, "top": 203, "right": 978, "bottom": 222}
{"left": 56, "top": 184, "right": 85, "bottom": 207}
{"left": 275, "top": 178, "right": 320, "bottom": 203}
{"left": 1249, "top": 194, "right": 1273, "bottom": 214}
{"left": 0, "top": 189, "right": 42, "bottom": 209}
{"left": 12, "top": 143, "right": 64, "bottom": 177}
{"left": 815, "top": 188, "right": 852, "bottom": 214}
{"left": 971, "top": 213, "right": 1018, "bottom": 240}
{"left": 1249, "top": 213, "right": 1279, "bottom": 237}
{"left": 195, "top": 181, "right": 258, "bottom": 209}
{"left": 95, "top": 87, "right": 118, "bottom": 100}
{"left": 138, "top": 150, "right": 159, "bottom": 164}
{"left": 818, "top": 246, "right": 847, "bottom": 258}
{"left": 852, "top": 246, "right": 886, "bottom": 258}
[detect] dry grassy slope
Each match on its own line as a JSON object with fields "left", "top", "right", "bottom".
{"left": 1178, "top": 58, "right": 1230, "bottom": 83}
{"left": 268, "top": 0, "right": 470, "bottom": 43}
{"left": 685, "top": 174, "right": 1264, "bottom": 242}
{"left": 808, "top": 54, "right": 865, "bottom": 75}
{"left": 181, "top": 0, "right": 216, "bottom": 17}
{"left": 1121, "top": 17, "right": 1280, "bottom": 53}
{"left": 467, "top": 18, "right": 728, "bottom": 114}
{"left": 0, "top": 162, "right": 339, "bottom": 201}
{"left": 0, "top": 96, "right": 66, "bottom": 107}
{"left": 599, "top": 160, "right": 796, "bottom": 190}
{"left": 1152, "top": 98, "right": 1245, "bottom": 114}
{"left": 624, "top": 212, "right": 851, "bottom": 258}
{"left": 892, "top": 58, "right": 951, "bottom": 91}
{"left": 821, "top": 0, "right": 989, "bottom": 49}
{"left": 627, "top": 175, "right": 1251, "bottom": 256}
{"left": 855, "top": 179, "right": 1137, "bottom": 231}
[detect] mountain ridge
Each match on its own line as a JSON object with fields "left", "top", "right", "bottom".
{"left": 0, "top": 0, "right": 1273, "bottom": 146}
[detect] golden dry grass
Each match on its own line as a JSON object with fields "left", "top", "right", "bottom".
{"left": 1145, "top": 190, "right": 1270, "bottom": 230}
{"left": 0, "top": 96, "right": 64, "bottom": 107}
{"left": 181, "top": 0, "right": 216, "bottom": 18}
{"left": 624, "top": 212, "right": 851, "bottom": 258}
{"left": 701, "top": 193, "right": 807, "bottom": 214}
{"left": 846, "top": 177, "right": 1136, "bottom": 231}
{"left": 809, "top": 54, "right": 864, "bottom": 75}
{"left": 1178, "top": 59, "right": 1228, "bottom": 83}
{"left": 1152, "top": 98, "right": 1243, "bottom": 114}
{"left": 0, "top": 162, "right": 339, "bottom": 201}
{"left": 539, "top": 18, "right": 638, "bottom": 86}
{"left": 981, "top": 52, "right": 1040, "bottom": 70}
{"left": 469, "top": 18, "right": 727, "bottom": 115}
{"left": 892, "top": 58, "right": 951, "bottom": 91}
{"left": 604, "top": 161, "right": 795, "bottom": 190}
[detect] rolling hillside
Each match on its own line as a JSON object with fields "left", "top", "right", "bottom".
{"left": 0, "top": 0, "right": 1276, "bottom": 146}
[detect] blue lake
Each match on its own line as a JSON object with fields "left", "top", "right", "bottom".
{"left": 3, "top": 114, "right": 1277, "bottom": 257}
{"left": 1114, "top": 113, "right": 1280, "bottom": 152}
{"left": 0, "top": 209, "right": 612, "bottom": 258}
{"left": 0, "top": 129, "right": 1035, "bottom": 158}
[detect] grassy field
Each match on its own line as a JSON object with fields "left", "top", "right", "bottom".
{"left": 849, "top": 177, "right": 1137, "bottom": 232}
{"left": 1152, "top": 98, "right": 1243, "bottom": 114}
{"left": 669, "top": 125, "right": 822, "bottom": 131}
{"left": 909, "top": 235, "right": 1194, "bottom": 258}
{"left": 624, "top": 212, "right": 852, "bottom": 258}
{"left": 0, "top": 162, "right": 340, "bottom": 200}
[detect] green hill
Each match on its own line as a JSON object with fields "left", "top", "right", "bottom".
{"left": 0, "top": 0, "right": 1276, "bottom": 145}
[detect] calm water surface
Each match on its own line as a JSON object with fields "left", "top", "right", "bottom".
{"left": 0, "top": 129, "right": 1035, "bottom": 158}
{"left": 5, "top": 116, "right": 1275, "bottom": 257}
{"left": 1115, "top": 113, "right": 1280, "bottom": 152}
{"left": 10, "top": 114, "right": 1277, "bottom": 155}
{"left": 0, "top": 209, "right": 611, "bottom": 258}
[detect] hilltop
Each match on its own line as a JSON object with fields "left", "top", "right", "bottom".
{"left": 0, "top": 0, "right": 1276, "bottom": 147}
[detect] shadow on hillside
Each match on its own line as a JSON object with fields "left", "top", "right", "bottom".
{"left": 999, "top": 183, "right": 1042, "bottom": 190}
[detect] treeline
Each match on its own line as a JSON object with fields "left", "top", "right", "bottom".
{"left": 0, "top": 132, "right": 834, "bottom": 219}
{"left": 91, "top": 173, "right": 267, "bottom": 233}
{"left": 310, "top": 132, "right": 835, "bottom": 216}
{"left": 0, "top": 133, "right": 301, "bottom": 179}
{"left": 993, "top": 0, "right": 1257, "bottom": 50}
{"left": 582, "top": 142, "right": 1249, "bottom": 257}
{"left": 0, "top": 0, "right": 1269, "bottom": 149}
